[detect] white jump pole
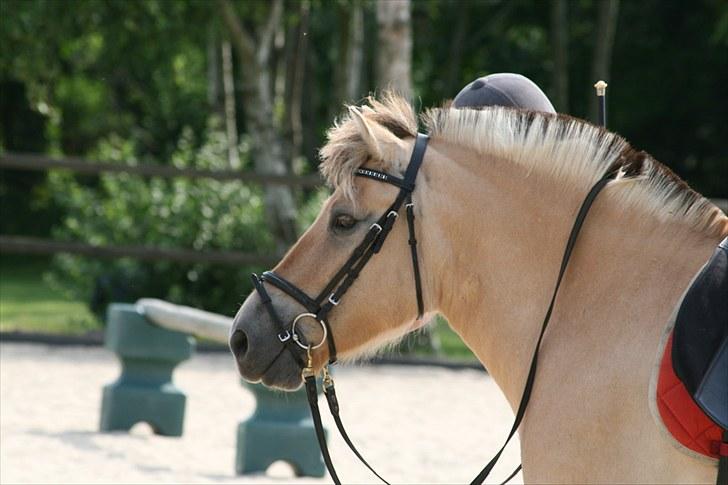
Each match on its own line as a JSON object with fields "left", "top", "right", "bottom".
{"left": 136, "top": 298, "right": 233, "bottom": 344}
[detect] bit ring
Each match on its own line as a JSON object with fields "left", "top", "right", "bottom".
{"left": 291, "top": 313, "right": 328, "bottom": 350}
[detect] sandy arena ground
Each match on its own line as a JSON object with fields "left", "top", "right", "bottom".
{"left": 0, "top": 343, "right": 521, "bottom": 484}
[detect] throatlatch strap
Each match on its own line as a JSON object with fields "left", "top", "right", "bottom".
{"left": 406, "top": 194, "right": 424, "bottom": 319}
{"left": 469, "top": 171, "right": 616, "bottom": 485}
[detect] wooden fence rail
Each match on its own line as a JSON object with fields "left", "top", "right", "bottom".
{"left": 0, "top": 152, "right": 324, "bottom": 187}
{"left": 1, "top": 152, "right": 725, "bottom": 265}
{"left": 1, "top": 151, "right": 316, "bottom": 265}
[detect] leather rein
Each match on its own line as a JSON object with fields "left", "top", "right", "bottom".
{"left": 250, "top": 132, "right": 615, "bottom": 484}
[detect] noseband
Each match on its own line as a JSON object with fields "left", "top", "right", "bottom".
{"left": 250, "top": 131, "right": 616, "bottom": 485}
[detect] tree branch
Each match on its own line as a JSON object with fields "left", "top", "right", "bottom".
{"left": 217, "top": 0, "right": 256, "bottom": 64}
{"left": 258, "top": 0, "right": 283, "bottom": 64}
{"left": 345, "top": 0, "right": 364, "bottom": 101}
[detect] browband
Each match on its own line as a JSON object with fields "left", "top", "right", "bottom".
{"left": 355, "top": 169, "right": 413, "bottom": 191}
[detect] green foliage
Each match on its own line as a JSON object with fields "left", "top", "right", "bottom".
{"left": 0, "top": 0, "right": 213, "bottom": 157}
{"left": 0, "top": 255, "right": 99, "bottom": 334}
{"left": 46, "top": 120, "right": 273, "bottom": 316}
{"left": 297, "top": 186, "right": 331, "bottom": 232}
{"left": 608, "top": 0, "right": 728, "bottom": 197}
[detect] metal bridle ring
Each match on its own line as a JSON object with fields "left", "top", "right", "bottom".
{"left": 291, "top": 313, "right": 328, "bottom": 350}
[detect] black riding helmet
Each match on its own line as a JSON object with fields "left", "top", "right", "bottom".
{"left": 453, "top": 72, "right": 556, "bottom": 113}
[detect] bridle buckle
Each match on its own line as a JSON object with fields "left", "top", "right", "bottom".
{"left": 369, "top": 223, "right": 383, "bottom": 234}
{"left": 322, "top": 365, "right": 334, "bottom": 390}
{"left": 328, "top": 293, "right": 340, "bottom": 306}
{"left": 277, "top": 330, "right": 291, "bottom": 342}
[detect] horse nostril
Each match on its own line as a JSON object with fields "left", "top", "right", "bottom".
{"left": 230, "top": 329, "right": 249, "bottom": 360}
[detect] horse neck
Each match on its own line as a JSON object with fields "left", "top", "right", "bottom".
{"left": 420, "top": 139, "right": 728, "bottom": 408}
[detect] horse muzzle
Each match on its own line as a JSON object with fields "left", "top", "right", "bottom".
{"left": 229, "top": 297, "right": 304, "bottom": 390}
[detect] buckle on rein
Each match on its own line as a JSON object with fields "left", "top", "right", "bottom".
{"left": 301, "top": 346, "right": 316, "bottom": 379}
{"left": 300, "top": 346, "right": 335, "bottom": 389}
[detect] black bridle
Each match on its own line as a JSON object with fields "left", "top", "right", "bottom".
{"left": 251, "top": 131, "right": 615, "bottom": 485}
{"left": 251, "top": 132, "right": 428, "bottom": 365}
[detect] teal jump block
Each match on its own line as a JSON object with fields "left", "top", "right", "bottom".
{"left": 236, "top": 381, "right": 326, "bottom": 477}
{"left": 99, "top": 303, "right": 194, "bottom": 437}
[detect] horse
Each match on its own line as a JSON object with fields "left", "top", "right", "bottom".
{"left": 230, "top": 93, "right": 728, "bottom": 483}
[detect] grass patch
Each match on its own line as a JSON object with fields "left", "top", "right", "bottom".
{"left": 397, "top": 316, "right": 477, "bottom": 361}
{"left": 0, "top": 255, "right": 100, "bottom": 334}
{"left": 431, "top": 317, "right": 477, "bottom": 361}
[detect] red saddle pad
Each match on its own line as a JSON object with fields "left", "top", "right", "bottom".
{"left": 657, "top": 333, "right": 722, "bottom": 458}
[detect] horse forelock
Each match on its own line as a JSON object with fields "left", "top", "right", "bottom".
{"left": 319, "top": 92, "right": 417, "bottom": 201}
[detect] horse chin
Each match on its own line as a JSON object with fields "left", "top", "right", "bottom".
{"left": 256, "top": 350, "right": 304, "bottom": 391}
{"left": 234, "top": 346, "right": 303, "bottom": 391}
{"left": 260, "top": 366, "right": 303, "bottom": 391}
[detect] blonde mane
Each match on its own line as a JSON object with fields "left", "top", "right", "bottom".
{"left": 319, "top": 93, "right": 417, "bottom": 200}
{"left": 319, "top": 93, "right": 725, "bottom": 237}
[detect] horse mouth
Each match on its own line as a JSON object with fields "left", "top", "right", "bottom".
{"left": 237, "top": 347, "right": 302, "bottom": 391}
{"left": 261, "top": 364, "right": 302, "bottom": 391}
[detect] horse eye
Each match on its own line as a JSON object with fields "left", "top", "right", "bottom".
{"left": 333, "top": 214, "right": 357, "bottom": 231}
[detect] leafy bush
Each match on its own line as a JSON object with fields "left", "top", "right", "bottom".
{"left": 46, "top": 120, "right": 285, "bottom": 318}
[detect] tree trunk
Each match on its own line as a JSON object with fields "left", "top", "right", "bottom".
{"left": 207, "top": 28, "right": 221, "bottom": 111}
{"left": 272, "top": 8, "right": 293, "bottom": 172}
{"left": 218, "top": 0, "right": 298, "bottom": 249}
{"left": 376, "top": 0, "right": 412, "bottom": 99}
{"left": 550, "top": 0, "right": 569, "bottom": 112}
{"left": 589, "top": 0, "right": 619, "bottom": 123}
{"left": 221, "top": 40, "right": 240, "bottom": 169}
{"left": 345, "top": 1, "right": 364, "bottom": 102}
{"left": 288, "top": 0, "right": 310, "bottom": 165}
{"left": 302, "top": 31, "right": 319, "bottom": 168}
{"left": 445, "top": 5, "right": 468, "bottom": 96}
{"left": 333, "top": 5, "right": 350, "bottom": 110}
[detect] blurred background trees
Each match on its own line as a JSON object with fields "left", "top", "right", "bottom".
{"left": 1, "top": 0, "right": 726, "bottom": 330}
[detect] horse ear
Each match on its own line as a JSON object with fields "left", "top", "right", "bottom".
{"left": 348, "top": 107, "right": 408, "bottom": 167}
